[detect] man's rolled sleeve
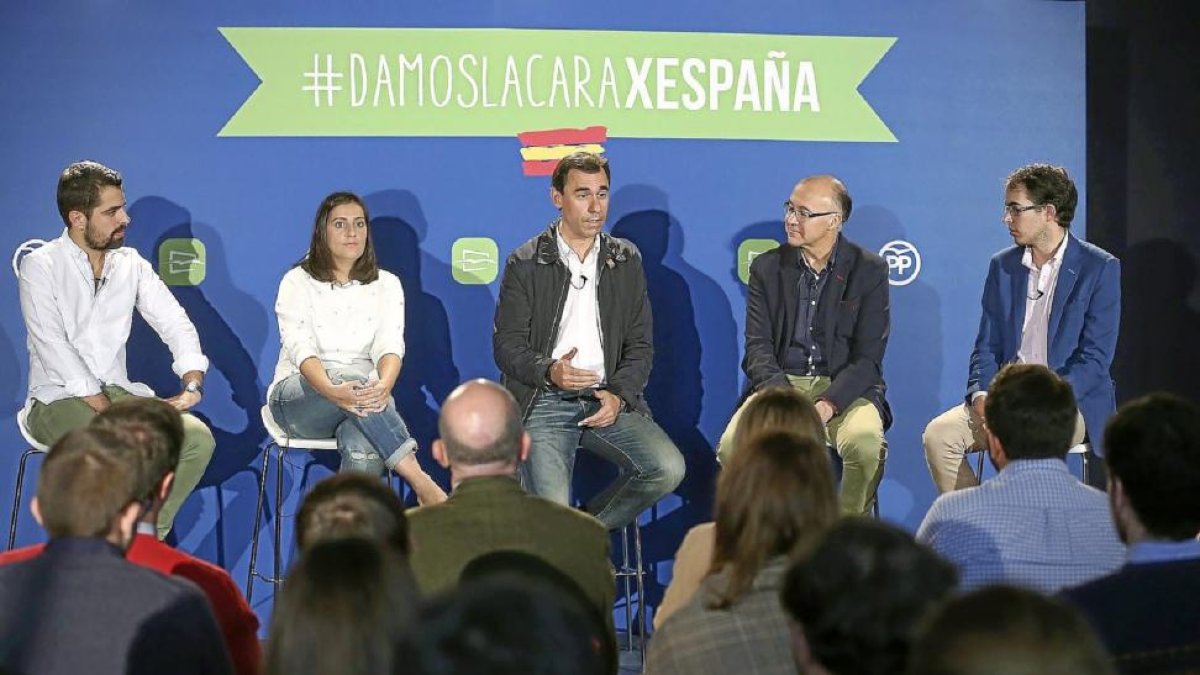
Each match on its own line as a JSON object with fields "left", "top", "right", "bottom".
{"left": 133, "top": 257, "right": 208, "bottom": 377}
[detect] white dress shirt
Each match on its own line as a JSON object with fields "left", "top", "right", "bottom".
{"left": 551, "top": 228, "right": 606, "bottom": 385}
{"left": 18, "top": 231, "right": 208, "bottom": 407}
{"left": 268, "top": 266, "right": 406, "bottom": 396}
{"left": 1017, "top": 235, "right": 1069, "bottom": 366}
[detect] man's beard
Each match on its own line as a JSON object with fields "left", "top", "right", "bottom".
{"left": 84, "top": 223, "right": 124, "bottom": 250}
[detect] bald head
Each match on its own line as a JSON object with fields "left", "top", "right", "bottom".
{"left": 795, "top": 175, "right": 852, "bottom": 222}
{"left": 437, "top": 379, "right": 524, "bottom": 467}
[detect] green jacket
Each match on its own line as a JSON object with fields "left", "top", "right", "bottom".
{"left": 407, "top": 475, "right": 615, "bottom": 632}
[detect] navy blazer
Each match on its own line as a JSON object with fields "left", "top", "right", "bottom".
{"left": 967, "top": 235, "right": 1120, "bottom": 455}
{"left": 742, "top": 235, "right": 891, "bottom": 428}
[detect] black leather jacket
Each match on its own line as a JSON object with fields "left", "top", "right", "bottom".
{"left": 493, "top": 222, "right": 653, "bottom": 418}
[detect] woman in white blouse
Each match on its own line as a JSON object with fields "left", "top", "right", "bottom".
{"left": 267, "top": 191, "right": 446, "bottom": 504}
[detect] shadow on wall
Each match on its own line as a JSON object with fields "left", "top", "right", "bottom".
{"left": 851, "top": 205, "right": 943, "bottom": 528}
{"left": 574, "top": 184, "right": 738, "bottom": 608}
{"left": 124, "top": 196, "right": 270, "bottom": 562}
{"left": 365, "top": 189, "right": 498, "bottom": 501}
{"left": 1115, "top": 238, "right": 1200, "bottom": 403}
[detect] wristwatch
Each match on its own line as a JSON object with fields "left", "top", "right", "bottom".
{"left": 184, "top": 381, "right": 204, "bottom": 396}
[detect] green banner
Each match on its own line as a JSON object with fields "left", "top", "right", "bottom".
{"left": 219, "top": 28, "right": 895, "bottom": 142}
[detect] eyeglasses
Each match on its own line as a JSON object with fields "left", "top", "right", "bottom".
{"left": 1002, "top": 203, "right": 1045, "bottom": 218}
{"left": 783, "top": 201, "right": 838, "bottom": 223}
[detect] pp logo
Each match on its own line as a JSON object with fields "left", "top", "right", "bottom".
{"left": 880, "top": 240, "right": 921, "bottom": 287}
{"left": 451, "top": 237, "right": 499, "bottom": 285}
{"left": 158, "top": 238, "right": 206, "bottom": 286}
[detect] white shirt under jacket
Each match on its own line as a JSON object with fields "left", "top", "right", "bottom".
{"left": 18, "top": 230, "right": 209, "bottom": 408}
{"left": 550, "top": 229, "right": 606, "bottom": 385}
{"left": 268, "top": 266, "right": 406, "bottom": 397}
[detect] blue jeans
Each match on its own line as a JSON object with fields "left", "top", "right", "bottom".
{"left": 523, "top": 390, "right": 685, "bottom": 530}
{"left": 268, "top": 369, "right": 417, "bottom": 476}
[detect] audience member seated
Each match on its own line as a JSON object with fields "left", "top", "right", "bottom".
{"left": 460, "top": 550, "right": 616, "bottom": 675}
{"left": 907, "top": 585, "right": 1115, "bottom": 675}
{"left": 1060, "top": 393, "right": 1200, "bottom": 674}
{"left": 0, "top": 429, "right": 231, "bottom": 675}
{"left": 267, "top": 190, "right": 445, "bottom": 504}
{"left": 645, "top": 431, "right": 838, "bottom": 675}
{"left": 656, "top": 387, "right": 828, "bottom": 629}
{"left": 917, "top": 363, "right": 1124, "bottom": 591}
{"left": 265, "top": 537, "right": 416, "bottom": 675}
{"left": 0, "top": 398, "right": 260, "bottom": 675}
{"left": 296, "top": 471, "right": 412, "bottom": 559}
{"left": 405, "top": 574, "right": 608, "bottom": 675}
{"left": 781, "top": 519, "right": 957, "bottom": 675}
{"left": 406, "top": 379, "right": 615, "bottom": 638}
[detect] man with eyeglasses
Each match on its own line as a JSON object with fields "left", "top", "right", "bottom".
{"left": 718, "top": 175, "right": 890, "bottom": 516}
{"left": 923, "top": 163, "right": 1121, "bottom": 493}
{"left": 493, "top": 151, "right": 685, "bottom": 530}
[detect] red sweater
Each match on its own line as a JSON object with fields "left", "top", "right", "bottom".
{"left": 0, "top": 534, "right": 260, "bottom": 675}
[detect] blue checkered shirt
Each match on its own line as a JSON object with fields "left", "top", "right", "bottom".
{"left": 917, "top": 458, "right": 1125, "bottom": 593}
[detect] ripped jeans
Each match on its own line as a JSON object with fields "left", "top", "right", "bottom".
{"left": 268, "top": 368, "right": 417, "bottom": 476}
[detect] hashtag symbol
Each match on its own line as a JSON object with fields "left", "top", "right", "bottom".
{"left": 302, "top": 53, "right": 343, "bottom": 107}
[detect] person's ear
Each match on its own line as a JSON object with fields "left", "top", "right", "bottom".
{"left": 551, "top": 187, "right": 564, "bottom": 210}
{"left": 114, "top": 501, "right": 142, "bottom": 545}
{"left": 432, "top": 439, "right": 451, "bottom": 469}
{"left": 30, "top": 497, "right": 43, "bottom": 527}
{"left": 158, "top": 472, "right": 176, "bottom": 503}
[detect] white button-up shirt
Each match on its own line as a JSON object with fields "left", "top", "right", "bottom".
{"left": 551, "top": 228, "right": 606, "bottom": 385}
{"left": 268, "top": 266, "right": 406, "bottom": 395}
{"left": 18, "top": 231, "right": 208, "bottom": 406}
{"left": 1017, "top": 235, "right": 1069, "bottom": 366}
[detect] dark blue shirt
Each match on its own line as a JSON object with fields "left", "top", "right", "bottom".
{"left": 783, "top": 239, "right": 840, "bottom": 376}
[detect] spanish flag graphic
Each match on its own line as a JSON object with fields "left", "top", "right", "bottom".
{"left": 517, "top": 125, "right": 608, "bottom": 176}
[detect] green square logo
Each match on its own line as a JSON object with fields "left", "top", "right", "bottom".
{"left": 451, "top": 237, "right": 499, "bottom": 284}
{"left": 737, "top": 239, "right": 779, "bottom": 284}
{"left": 158, "top": 238, "right": 206, "bottom": 286}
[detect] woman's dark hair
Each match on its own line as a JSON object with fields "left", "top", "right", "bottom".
{"left": 299, "top": 191, "right": 379, "bottom": 283}
{"left": 264, "top": 537, "right": 417, "bottom": 675}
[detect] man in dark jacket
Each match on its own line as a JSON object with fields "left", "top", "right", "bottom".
{"left": 0, "top": 428, "right": 231, "bottom": 675}
{"left": 493, "top": 152, "right": 684, "bottom": 530}
{"left": 718, "top": 175, "right": 890, "bottom": 515}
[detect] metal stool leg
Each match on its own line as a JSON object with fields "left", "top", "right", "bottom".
{"left": 632, "top": 520, "right": 646, "bottom": 660}
{"left": 245, "top": 442, "right": 274, "bottom": 601}
{"left": 619, "top": 524, "right": 634, "bottom": 652}
{"left": 7, "top": 449, "right": 38, "bottom": 550}
{"left": 273, "top": 443, "right": 285, "bottom": 589}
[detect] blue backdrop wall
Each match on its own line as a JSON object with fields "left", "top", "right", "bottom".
{"left": 0, "top": 0, "right": 1085, "bottom": 627}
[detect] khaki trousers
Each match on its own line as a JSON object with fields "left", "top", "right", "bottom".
{"left": 26, "top": 385, "right": 216, "bottom": 539}
{"left": 717, "top": 376, "right": 886, "bottom": 516}
{"left": 922, "top": 402, "right": 1085, "bottom": 494}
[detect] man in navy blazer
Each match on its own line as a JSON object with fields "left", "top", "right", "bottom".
{"left": 1060, "top": 393, "right": 1200, "bottom": 673}
{"left": 718, "top": 175, "right": 890, "bottom": 515}
{"left": 924, "top": 164, "right": 1120, "bottom": 493}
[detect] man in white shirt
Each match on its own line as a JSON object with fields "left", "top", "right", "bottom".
{"left": 18, "top": 160, "right": 214, "bottom": 538}
{"left": 493, "top": 152, "right": 685, "bottom": 530}
{"left": 923, "top": 164, "right": 1121, "bottom": 493}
